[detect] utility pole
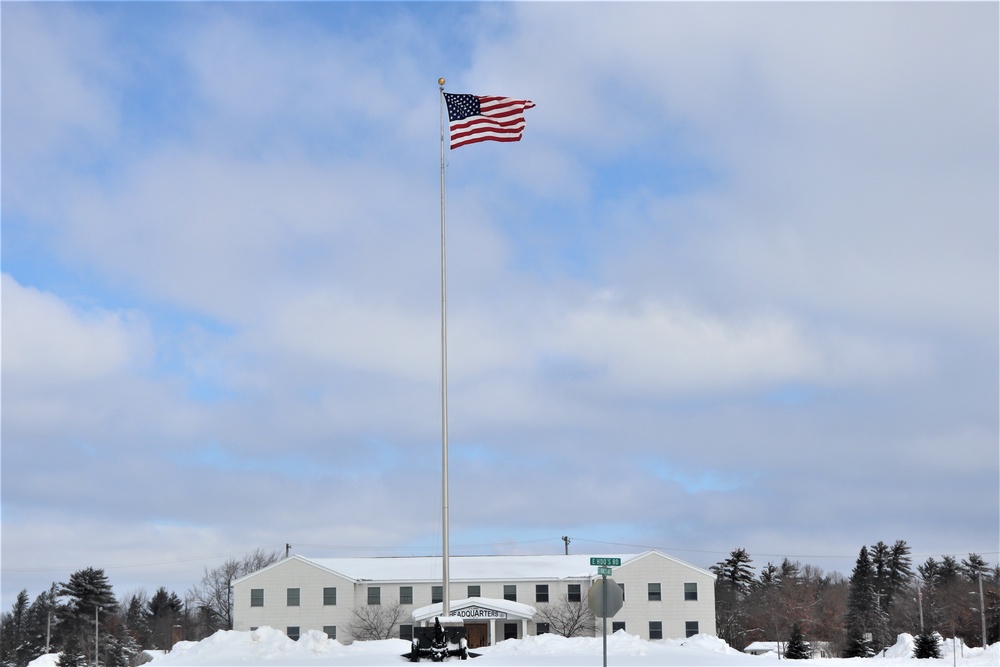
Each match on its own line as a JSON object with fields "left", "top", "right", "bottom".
{"left": 285, "top": 543, "right": 291, "bottom": 558}
{"left": 94, "top": 606, "right": 100, "bottom": 667}
{"left": 978, "top": 573, "right": 987, "bottom": 648}
{"left": 562, "top": 536, "right": 571, "bottom": 555}
{"left": 917, "top": 587, "right": 924, "bottom": 634}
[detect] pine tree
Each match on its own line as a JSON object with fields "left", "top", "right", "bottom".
{"left": 913, "top": 630, "right": 942, "bottom": 659}
{"left": 146, "top": 588, "right": 183, "bottom": 650}
{"left": 3, "top": 590, "right": 31, "bottom": 667}
{"left": 24, "top": 585, "right": 62, "bottom": 664}
{"left": 961, "top": 553, "right": 988, "bottom": 581}
{"left": 58, "top": 567, "right": 118, "bottom": 666}
{"left": 101, "top": 635, "right": 132, "bottom": 667}
{"left": 711, "top": 548, "right": 756, "bottom": 596}
{"left": 121, "top": 592, "right": 151, "bottom": 649}
{"left": 785, "top": 623, "right": 811, "bottom": 659}
{"left": 56, "top": 634, "right": 86, "bottom": 667}
{"left": 58, "top": 568, "right": 118, "bottom": 619}
{"left": 843, "top": 628, "right": 874, "bottom": 659}
{"left": 710, "top": 548, "right": 756, "bottom": 648}
{"left": 843, "top": 547, "right": 881, "bottom": 657}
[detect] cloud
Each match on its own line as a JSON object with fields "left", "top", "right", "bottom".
{"left": 1, "top": 2, "right": 996, "bottom": 611}
{"left": 544, "top": 293, "right": 931, "bottom": 397}
{"left": 1, "top": 274, "right": 152, "bottom": 390}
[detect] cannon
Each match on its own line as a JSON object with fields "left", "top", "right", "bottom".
{"left": 408, "top": 617, "right": 469, "bottom": 662}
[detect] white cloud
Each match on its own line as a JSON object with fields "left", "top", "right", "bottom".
{"left": 1, "top": 2, "right": 995, "bottom": 611}
{"left": 1, "top": 274, "right": 152, "bottom": 390}
{"left": 542, "top": 294, "right": 929, "bottom": 397}
{"left": 2, "top": 4, "right": 122, "bottom": 214}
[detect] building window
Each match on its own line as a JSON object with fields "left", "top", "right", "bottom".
{"left": 684, "top": 582, "right": 698, "bottom": 601}
{"left": 649, "top": 621, "right": 663, "bottom": 640}
{"left": 400, "top": 625, "right": 413, "bottom": 641}
{"left": 287, "top": 627, "right": 300, "bottom": 641}
{"left": 250, "top": 589, "right": 264, "bottom": 607}
{"left": 323, "top": 626, "right": 336, "bottom": 640}
{"left": 648, "top": 583, "right": 661, "bottom": 601}
{"left": 567, "top": 584, "right": 581, "bottom": 602}
{"left": 287, "top": 588, "right": 300, "bottom": 606}
{"left": 368, "top": 587, "right": 381, "bottom": 605}
{"left": 685, "top": 621, "right": 699, "bottom": 638}
{"left": 503, "top": 585, "right": 517, "bottom": 602}
{"left": 504, "top": 623, "right": 518, "bottom": 640}
{"left": 400, "top": 586, "right": 413, "bottom": 605}
{"left": 536, "top": 623, "right": 550, "bottom": 635}
{"left": 612, "top": 622, "right": 626, "bottom": 633}
{"left": 618, "top": 583, "right": 625, "bottom": 601}
{"left": 535, "top": 584, "right": 549, "bottom": 603}
{"left": 432, "top": 586, "right": 443, "bottom": 604}
{"left": 324, "top": 587, "right": 337, "bottom": 606}
{"left": 468, "top": 585, "right": 481, "bottom": 598}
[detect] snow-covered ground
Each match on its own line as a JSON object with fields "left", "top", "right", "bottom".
{"left": 27, "top": 630, "right": 999, "bottom": 667}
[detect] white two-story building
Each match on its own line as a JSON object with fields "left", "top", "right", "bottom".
{"left": 232, "top": 550, "right": 716, "bottom": 647}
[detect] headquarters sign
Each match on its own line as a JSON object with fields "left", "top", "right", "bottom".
{"left": 452, "top": 606, "right": 508, "bottom": 620}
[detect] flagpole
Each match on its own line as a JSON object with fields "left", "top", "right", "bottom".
{"left": 438, "top": 77, "right": 451, "bottom": 618}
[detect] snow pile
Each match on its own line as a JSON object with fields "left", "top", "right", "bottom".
{"left": 25, "top": 655, "right": 59, "bottom": 667}
{"left": 875, "top": 633, "right": 1000, "bottom": 665}
{"left": 472, "top": 630, "right": 757, "bottom": 665}
{"left": 882, "top": 633, "right": 918, "bottom": 659}
{"left": 28, "top": 629, "right": 1000, "bottom": 667}
{"left": 153, "top": 627, "right": 410, "bottom": 666}
{"left": 674, "top": 634, "right": 746, "bottom": 655}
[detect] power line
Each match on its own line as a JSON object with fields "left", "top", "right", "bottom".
{"left": 0, "top": 544, "right": 289, "bottom": 574}
{"left": 4, "top": 538, "right": 994, "bottom": 575}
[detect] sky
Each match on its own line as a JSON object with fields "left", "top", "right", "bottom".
{"left": 2, "top": 2, "right": 998, "bottom": 611}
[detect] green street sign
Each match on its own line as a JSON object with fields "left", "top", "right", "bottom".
{"left": 597, "top": 566, "right": 613, "bottom": 576}
{"left": 590, "top": 557, "right": 621, "bottom": 567}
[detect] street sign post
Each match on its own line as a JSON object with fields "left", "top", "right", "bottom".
{"left": 588, "top": 572, "right": 624, "bottom": 667}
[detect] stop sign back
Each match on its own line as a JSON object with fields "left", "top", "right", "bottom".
{"left": 587, "top": 577, "right": 624, "bottom": 618}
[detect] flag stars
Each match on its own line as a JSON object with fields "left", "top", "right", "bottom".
{"left": 444, "top": 93, "right": 482, "bottom": 122}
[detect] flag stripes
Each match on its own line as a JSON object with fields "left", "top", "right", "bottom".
{"left": 444, "top": 93, "right": 535, "bottom": 149}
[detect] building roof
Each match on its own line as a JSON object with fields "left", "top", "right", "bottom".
{"left": 234, "top": 550, "right": 715, "bottom": 586}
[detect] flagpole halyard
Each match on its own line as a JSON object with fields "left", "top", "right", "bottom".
{"left": 435, "top": 80, "right": 532, "bottom": 622}
{"left": 438, "top": 77, "right": 451, "bottom": 618}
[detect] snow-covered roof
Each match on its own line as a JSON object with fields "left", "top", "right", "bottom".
{"left": 234, "top": 550, "right": 715, "bottom": 586}
{"left": 305, "top": 553, "right": 626, "bottom": 582}
{"left": 744, "top": 642, "right": 781, "bottom": 653}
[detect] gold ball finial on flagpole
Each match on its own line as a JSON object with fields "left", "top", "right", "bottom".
{"left": 438, "top": 78, "right": 446, "bottom": 86}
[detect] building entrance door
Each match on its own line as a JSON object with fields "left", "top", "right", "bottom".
{"left": 465, "top": 623, "right": 489, "bottom": 649}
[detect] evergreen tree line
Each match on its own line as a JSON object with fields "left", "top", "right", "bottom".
{"left": 711, "top": 541, "right": 1000, "bottom": 658}
{"left": 4, "top": 543, "right": 997, "bottom": 665}
{"left": 0, "top": 549, "right": 282, "bottom": 667}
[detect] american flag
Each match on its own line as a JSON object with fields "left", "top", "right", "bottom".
{"left": 444, "top": 93, "right": 535, "bottom": 150}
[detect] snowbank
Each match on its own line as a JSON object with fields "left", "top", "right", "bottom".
{"left": 29, "top": 629, "right": 998, "bottom": 667}
{"left": 151, "top": 627, "right": 409, "bottom": 666}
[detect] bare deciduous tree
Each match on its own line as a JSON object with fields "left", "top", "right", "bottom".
{"left": 346, "top": 601, "right": 405, "bottom": 641}
{"left": 186, "top": 548, "right": 283, "bottom": 636}
{"left": 533, "top": 595, "right": 595, "bottom": 638}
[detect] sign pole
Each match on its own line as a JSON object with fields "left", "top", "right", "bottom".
{"left": 602, "top": 572, "right": 608, "bottom": 667}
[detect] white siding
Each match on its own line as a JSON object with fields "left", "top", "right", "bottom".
{"left": 232, "top": 552, "right": 716, "bottom": 644}
{"left": 608, "top": 551, "right": 716, "bottom": 640}
{"left": 233, "top": 557, "right": 357, "bottom": 638}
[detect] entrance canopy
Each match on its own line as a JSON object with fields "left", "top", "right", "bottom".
{"left": 412, "top": 597, "right": 536, "bottom": 624}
